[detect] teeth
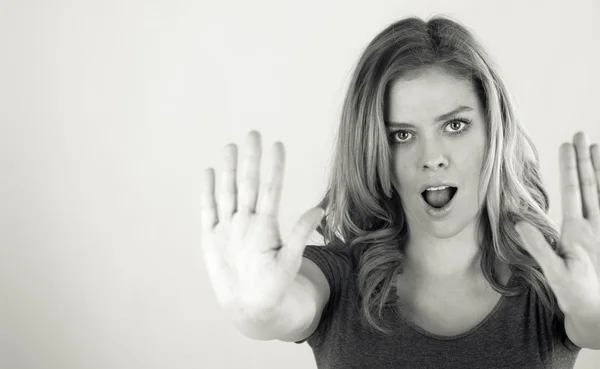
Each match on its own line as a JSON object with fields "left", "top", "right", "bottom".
{"left": 426, "top": 185, "right": 449, "bottom": 191}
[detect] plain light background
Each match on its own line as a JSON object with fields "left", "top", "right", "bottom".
{"left": 1, "top": 0, "right": 599, "bottom": 368}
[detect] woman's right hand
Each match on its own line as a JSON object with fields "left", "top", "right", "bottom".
{"left": 200, "top": 130, "right": 325, "bottom": 322}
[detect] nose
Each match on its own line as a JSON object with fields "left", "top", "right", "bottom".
{"left": 420, "top": 140, "right": 449, "bottom": 171}
{"left": 423, "top": 155, "right": 448, "bottom": 170}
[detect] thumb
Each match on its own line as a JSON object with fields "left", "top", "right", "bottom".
{"left": 279, "top": 207, "right": 326, "bottom": 271}
{"left": 515, "top": 221, "right": 565, "bottom": 281}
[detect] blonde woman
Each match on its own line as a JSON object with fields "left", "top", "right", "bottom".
{"left": 200, "top": 16, "right": 600, "bottom": 368}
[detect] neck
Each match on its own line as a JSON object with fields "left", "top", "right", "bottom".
{"left": 402, "top": 221, "right": 482, "bottom": 283}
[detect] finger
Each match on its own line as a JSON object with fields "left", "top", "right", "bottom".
{"left": 279, "top": 207, "right": 325, "bottom": 270}
{"left": 559, "top": 142, "right": 583, "bottom": 220}
{"left": 219, "top": 144, "right": 238, "bottom": 222}
{"left": 515, "top": 222, "right": 566, "bottom": 281}
{"left": 200, "top": 168, "right": 230, "bottom": 301}
{"left": 257, "top": 142, "right": 285, "bottom": 217}
{"left": 238, "top": 131, "right": 262, "bottom": 214}
{"left": 591, "top": 143, "right": 600, "bottom": 200}
{"left": 200, "top": 168, "right": 218, "bottom": 230}
{"left": 573, "top": 132, "right": 600, "bottom": 219}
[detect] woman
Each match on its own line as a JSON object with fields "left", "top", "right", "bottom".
{"left": 200, "top": 16, "right": 600, "bottom": 368}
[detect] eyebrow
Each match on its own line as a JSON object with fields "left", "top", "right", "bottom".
{"left": 384, "top": 105, "right": 474, "bottom": 128}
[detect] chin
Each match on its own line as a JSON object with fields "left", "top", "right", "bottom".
{"left": 425, "top": 222, "right": 468, "bottom": 239}
{"left": 406, "top": 203, "right": 477, "bottom": 239}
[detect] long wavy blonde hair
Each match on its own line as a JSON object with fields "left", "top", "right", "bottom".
{"left": 313, "top": 15, "right": 563, "bottom": 334}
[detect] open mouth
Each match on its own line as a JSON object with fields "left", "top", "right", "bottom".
{"left": 421, "top": 186, "right": 458, "bottom": 209}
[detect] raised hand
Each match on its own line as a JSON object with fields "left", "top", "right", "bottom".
{"left": 200, "top": 131, "right": 325, "bottom": 321}
{"left": 515, "top": 131, "right": 600, "bottom": 320}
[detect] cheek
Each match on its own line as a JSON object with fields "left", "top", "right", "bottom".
{"left": 391, "top": 154, "right": 413, "bottom": 189}
{"left": 455, "top": 135, "right": 487, "bottom": 176}
{"left": 457, "top": 151, "right": 484, "bottom": 176}
{"left": 455, "top": 143, "right": 487, "bottom": 207}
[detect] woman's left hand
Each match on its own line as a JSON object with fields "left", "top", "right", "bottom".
{"left": 515, "top": 131, "right": 600, "bottom": 320}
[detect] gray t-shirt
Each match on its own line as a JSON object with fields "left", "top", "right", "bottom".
{"left": 294, "top": 245, "right": 582, "bottom": 368}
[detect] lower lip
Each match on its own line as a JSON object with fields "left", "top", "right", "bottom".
{"left": 420, "top": 190, "right": 457, "bottom": 217}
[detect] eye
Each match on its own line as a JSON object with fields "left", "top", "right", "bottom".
{"left": 443, "top": 117, "right": 472, "bottom": 134}
{"left": 389, "top": 130, "right": 413, "bottom": 143}
{"left": 446, "top": 121, "right": 465, "bottom": 132}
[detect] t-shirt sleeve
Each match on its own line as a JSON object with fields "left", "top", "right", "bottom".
{"left": 294, "top": 244, "right": 352, "bottom": 345}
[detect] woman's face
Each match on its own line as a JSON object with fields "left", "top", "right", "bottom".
{"left": 385, "top": 66, "right": 488, "bottom": 239}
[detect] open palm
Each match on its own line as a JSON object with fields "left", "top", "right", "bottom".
{"left": 516, "top": 131, "right": 600, "bottom": 320}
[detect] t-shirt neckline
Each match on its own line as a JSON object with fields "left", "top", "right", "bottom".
{"left": 394, "top": 272, "right": 517, "bottom": 341}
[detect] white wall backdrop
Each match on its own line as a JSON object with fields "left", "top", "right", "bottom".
{"left": 1, "top": 0, "right": 599, "bottom": 368}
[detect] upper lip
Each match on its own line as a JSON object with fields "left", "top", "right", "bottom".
{"left": 419, "top": 181, "right": 458, "bottom": 194}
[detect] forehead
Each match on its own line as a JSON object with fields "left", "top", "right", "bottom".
{"left": 385, "top": 67, "right": 480, "bottom": 122}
